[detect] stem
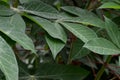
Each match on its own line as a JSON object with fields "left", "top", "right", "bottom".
{"left": 95, "top": 55, "right": 112, "bottom": 80}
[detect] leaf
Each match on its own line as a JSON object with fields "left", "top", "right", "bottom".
{"left": 70, "top": 39, "right": 90, "bottom": 60}
{"left": 0, "top": 36, "right": 18, "bottom": 80}
{"left": 0, "top": 14, "right": 36, "bottom": 53}
{"left": 35, "top": 63, "right": 89, "bottom": 80}
{"left": 1, "top": 0, "right": 9, "bottom": 3}
{"left": 84, "top": 38, "right": 120, "bottom": 55}
{"left": 62, "top": 17, "right": 105, "bottom": 28}
{"left": 60, "top": 22, "right": 97, "bottom": 43}
{"left": 61, "top": 6, "right": 105, "bottom": 28}
{"left": 105, "top": 17, "right": 120, "bottom": 48}
{"left": 21, "top": 1, "right": 70, "bottom": 20}
{"left": 22, "top": 9, "right": 68, "bottom": 20}
{"left": 61, "top": 6, "right": 97, "bottom": 17}
{"left": 19, "top": 63, "right": 89, "bottom": 80}
{"left": 19, "top": 0, "right": 32, "bottom": 4}
{"left": 45, "top": 35, "right": 65, "bottom": 59}
{"left": 23, "top": 0, "right": 58, "bottom": 13}
{"left": 24, "top": 15, "right": 67, "bottom": 43}
{"left": 0, "top": 1, "right": 15, "bottom": 16}
{"left": 99, "top": 2, "right": 120, "bottom": 9}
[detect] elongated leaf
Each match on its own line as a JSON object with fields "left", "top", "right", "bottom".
{"left": 0, "top": 14, "right": 36, "bottom": 53}
{"left": 21, "top": 0, "right": 64, "bottom": 19}
{"left": 22, "top": 9, "right": 68, "bottom": 19}
{"left": 62, "top": 17, "right": 105, "bottom": 28}
{"left": 21, "top": 1, "right": 70, "bottom": 20}
{"left": 84, "top": 38, "right": 120, "bottom": 55}
{"left": 20, "top": 63, "right": 89, "bottom": 80}
{"left": 105, "top": 17, "right": 120, "bottom": 48}
{"left": 0, "top": 1, "right": 15, "bottom": 16}
{"left": 60, "top": 22, "right": 97, "bottom": 43}
{"left": 23, "top": 0, "right": 58, "bottom": 13}
{"left": 70, "top": 39, "right": 90, "bottom": 60}
{"left": 45, "top": 35, "right": 65, "bottom": 59}
{"left": 61, "top": 6, "right": 105, "bottom": 28}
{"left": 19, "top": 0, "right": 32, "bottom": 4}
{"left": 99, "top": 2, "right": 120, "bottom": 9}
{"left": 36, "top": 63, "right": 89, "bottom": 80}
{"left": 24, "top": 15, "right": 67, "bottom": 43}
{"left": 20, "top": 64, "right": 89, "bottom": 80}
{"left": 61, "top": 6, "right": 97, "bottom": 17}
{"left": 0, "top": 36, "right": 18, "bottom": 80}
{"left": 70, "top": 39, "right": 90, "bottom": 61}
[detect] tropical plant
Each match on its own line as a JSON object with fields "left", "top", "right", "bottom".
{"left": 0, "top": 0, "right": 120, "bottom": 80}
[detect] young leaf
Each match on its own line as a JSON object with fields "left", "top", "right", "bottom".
{"left": 84, "top": 38, "right": 120, "bottom": 55}
{"left": 99, "top": 2, "right": 120, "bottom": 9}
{"left": 0, "top": 14, "right": 36, "bottom": 53}
{"left": 24, "top": 15, "right": 67, "bottom": 43}
{"left": 0, "top": 36, "right": 18, "bottom": 80}
{"left": 60, "top": 22, "right": 97, "bottom": 43}
{"left": 45, "top": 35, "right": 65, "bottom": 59}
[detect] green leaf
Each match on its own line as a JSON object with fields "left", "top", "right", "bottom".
{"left": 21, "top": 1, "right": 70, "bottom": 20}
{"left": 60, "top": 22, "right": 97, "bottom": 43}
{"left": 20, "top": 63, "right": 89, "bottom": 80}
{"left": 0, "top": 14, "right": 36, "bottom": 53}
{"left": 99, "top": 2, "right": 120, "bottom": 9}
{"left": 23, "top": 0, "right": 58, "bottom": 13}
{"left": 61, "top": 6, "right": 97, "bottom": 17}
{"left": 0, "top": 36, "right": 18, "bottom": 80}
{"left": 61, "top": 6, "right": 105, "bottom": 28}
{"left": 0, "top": 1, "right": 15, "bottom": 16}
{"left": 84, "top": 38, "right": 120, "bottom": 55}
{"left": 105, "top": 17, "right": 120, "bottom": 48}
{"left": 62, "top": 17, "right": 105, "bottom": 28}
{"left": 45, "top": 35, "right": 65, "bottom": 59}
{"left": 1, "top": 0, "right": 9, "bottom": 3}
{"left": 36, "top": 63, "right": 89, "bottom": 80}
{"left": 19, "top": 0, "right": 32, "bottom": 4}
{"left": 70, "top": 39, "right": 90, "bottom": 60}
{"left": 24, "top": 15, "right": 67, "bottom": 43}
{"left": 22, "top": 9, "right": 67, "bottom": 19}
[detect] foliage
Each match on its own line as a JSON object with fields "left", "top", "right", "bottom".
{"left": 0, "top": 0, "right": 120, "bottom": 80}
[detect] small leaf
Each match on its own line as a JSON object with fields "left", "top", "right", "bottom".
{"left": 0, "top": 36, "right": 18, "bottom": 80}
{"left": 0, "top": 14, "right": 36, "bottom": 53}
{"left": 99, "top": 2, "right": 120, "bottom": 9}
{"left": 60, "top": 22, "right": 97, "bottom": 43}
{"left": 84, "top": 38, "right": 120, "bottom": 55}
{"left": 25, "top": 15, "right": 67, "bottom": 43}
{"left": 45, "top": 35, "right": 65, "bottom": 59}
